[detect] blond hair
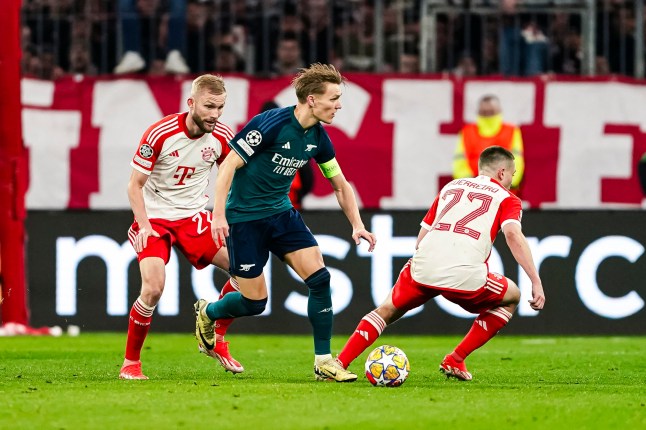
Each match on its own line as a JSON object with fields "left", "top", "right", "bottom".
{"left": 292, "top": 63, "right": 344, "bottom": 103}
{"left": 191, "top": 74, "right": 226, "bottom": 96}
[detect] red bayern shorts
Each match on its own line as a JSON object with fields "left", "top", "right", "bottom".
{"left": 128, "top": 210, "right": 221, "bottom": 269}
{"left": 391, "top": 260, "right": 509, "bottom": 314}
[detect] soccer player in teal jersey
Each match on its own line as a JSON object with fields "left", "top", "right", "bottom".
{"left": 194, "top": 63, "right": 377, "bottom": 382}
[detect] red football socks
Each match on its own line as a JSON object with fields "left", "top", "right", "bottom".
{"left": 124, "top": 297, "right": 155, "bottom": 361}
{"left": 337, "top": 311, "right": 387, "bottom": 369}
{"left": 453, "top": 306, "right": 513, "bottom": 361}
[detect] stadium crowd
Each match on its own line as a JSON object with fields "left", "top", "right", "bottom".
{"left": 20, "top": 0, "right": 642, "bottom": 80}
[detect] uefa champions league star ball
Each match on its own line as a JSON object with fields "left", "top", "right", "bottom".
{"left": 364, "top": 345, "right": 410, "bottom": 387}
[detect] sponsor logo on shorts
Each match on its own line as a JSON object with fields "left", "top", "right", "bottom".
{"left": 239, "top": 264, "right": 256, "bottom": 272}
{"left": 139, "top": 144, "right": 154, "bottom": 158}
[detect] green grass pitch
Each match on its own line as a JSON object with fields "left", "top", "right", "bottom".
{"left": 1, "top": 334, "right": 644, "bottom": 429}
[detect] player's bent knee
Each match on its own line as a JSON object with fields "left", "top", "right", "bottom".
{"left": 240, "top": 296, "right": 267, "bottom": 316}
{"left": 504, "top": 279, "right": 521, "bottom": 304}
{"left": 376, "top": 302, "right": 400, "bottom": 325}
{"left": 141, "top": 280, "right": 164, "bottom": 303}
{"left": 305, "top": 267, "right": 330, "bottom": 291}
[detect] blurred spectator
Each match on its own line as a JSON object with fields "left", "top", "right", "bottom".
{"left": 453, "top": 95, "right": 525, "bottom": 195}
{"left": 17, "top": 0, "right": 646, "bottom": 79}
{"left": 273, "top": 32, "right": 304, "bottom": 76}
{"left": 22, "top": 0, "right": 73, "bottom": 72}
{"left": 185, "top": 0, "right": 214, "bottom": 73}
{"left": 249, "top": 0, "right": 283, "bottom": 74}
{"left": 595, "top": 56, "right": 611, "bottom": 75}
{"left": 549, "top": 14, "right": 579, "bottom": 75}
{"left": 68, "top": 42, "right": 98, "bottom": 76}
{"left": 301, "top": 0, "right": 331, "bottom": 65}
{"left": 398, "top": 42, "right": 420, "bottom": 74}
{"left": 114, "top": 0, "right": 189, "bottom": 74}
{"left": 453, "top": 54, "right": 477, "bottom": 78}
{"left": 213, "top": 44, "right": 245, "bottom": 73}
{"left": 334, "top": 0, "right": 376, "bottom": 71}
{"left": 606, "top": 4, "right": 635, "bottom": 75}
{"left": 520, "top": 21, "right": 549, "bottom": 76}
{"left": 38, "top": 46, "right": 65, "bottom": 80}
{"left": 22, "top": 46, "right": 42, "bottom": 78}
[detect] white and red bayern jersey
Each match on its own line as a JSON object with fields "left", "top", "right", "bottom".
{"left": 131, "top": 112, "right": 233, "bottom": 220}
{"left": 411, "top": 175, "right": 522, "bottom": 292}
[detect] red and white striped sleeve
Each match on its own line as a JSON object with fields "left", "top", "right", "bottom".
{"left": 213, "top": 121, "right": 235, "bottom": 166}
{"left": 130, "top": 114, "right": 181, "bottom": 174}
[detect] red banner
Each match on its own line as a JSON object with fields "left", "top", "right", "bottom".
{"left": 21, "top": 75, "right": 646, "bottom": 209}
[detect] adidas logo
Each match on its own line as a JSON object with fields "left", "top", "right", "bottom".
{"left": 356, "top": 330, "right": 369, "bottom": 341}
{"left": 476, "top": 319, "right": 488, "bottom": 331}
{"left": 169, "top": 150, "right": 179, "bottom": 157}
{"left": 282, "top": 142, "right": 291, "bottom": 149}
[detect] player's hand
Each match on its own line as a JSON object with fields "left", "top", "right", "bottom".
{"left": 528, "top": 282, "right": 545, "bottom": 310}
{"left": 211, "top": 215, "right": 229, "bottom": 248}
{"left": 352, "top": 228, "right": 377, "bottom": 252}
{"left": 135, "top": 226, "right": 160, "bottom": 253}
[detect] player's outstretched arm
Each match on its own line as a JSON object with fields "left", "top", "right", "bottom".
{"left": 502, "top": 222, "right": 545, "bottom": 310}
{"left": 211, "top": 151, "right": 245, "bottom": 247}
{"left": 328, "top": 173, "right": 376, "bottom": 252}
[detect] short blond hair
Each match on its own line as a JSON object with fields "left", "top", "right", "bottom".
{"left": 292, "top": 63, "right": 344, "bottom": 103}
{"left": 191, "top": 74, "right": 226, "bottom": 96}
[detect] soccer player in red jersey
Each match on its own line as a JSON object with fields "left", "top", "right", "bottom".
{"left": 120, "top": 74, "right": 242, "bottom": 379}
{"left": 337, "top": 146, "right": 545, "bottom": 381}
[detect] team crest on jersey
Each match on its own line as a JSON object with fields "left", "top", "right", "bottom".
{"left": 139, "top": 144, "right": 154, "bottom": 159}
{"left": 201, "top": 147, "right": 215, "bottom": 161}
{"left": 245, "top": 130, "right": 262, "bottom": 146}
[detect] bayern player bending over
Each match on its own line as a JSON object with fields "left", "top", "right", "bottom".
{"left": 337, "top": 146, "right": 545, "bottom": 381}
{"left": 120, "top": 74, "right": 243, "bottom": 380}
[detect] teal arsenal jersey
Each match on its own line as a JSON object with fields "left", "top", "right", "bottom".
{"left": 227, "top": 106, "right": 336, "bottom": 223}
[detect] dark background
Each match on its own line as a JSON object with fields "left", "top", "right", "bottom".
{"left": 26, "top": 210, "right": 646, "bottom": 335}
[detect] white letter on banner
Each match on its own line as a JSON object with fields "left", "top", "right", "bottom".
{"left": 356, "top": 215, "right": 422, "bottom": 317}
{"left": 517, "top": 236, "right": 571, "bottom": 316}
{"left": 284, "top": 235, "right": 352, "bottom": 316}
{"left": 56, "top": 236, "right": 135, "bottom": 315}
{"left": 380, "top": 80, "right": 454, "bottom": 209}
{"left": 89, "top": 80, "right": 163, "bottom": 208}
{"left": 23, "top": 109, "right": 81, "bottom": 209}
{"left": 575, "top": 236, "right": 644, "bottom": 318}
{"left": 544, "top": 82, "right": 646, "bottom": 208}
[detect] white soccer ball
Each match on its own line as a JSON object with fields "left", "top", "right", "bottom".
{"left": 364, "top": 345, "right": 410, "bottom": 387}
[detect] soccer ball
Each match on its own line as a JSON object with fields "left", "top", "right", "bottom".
{"left": 364, "top": 345, "right": 410, "bottom": 387}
